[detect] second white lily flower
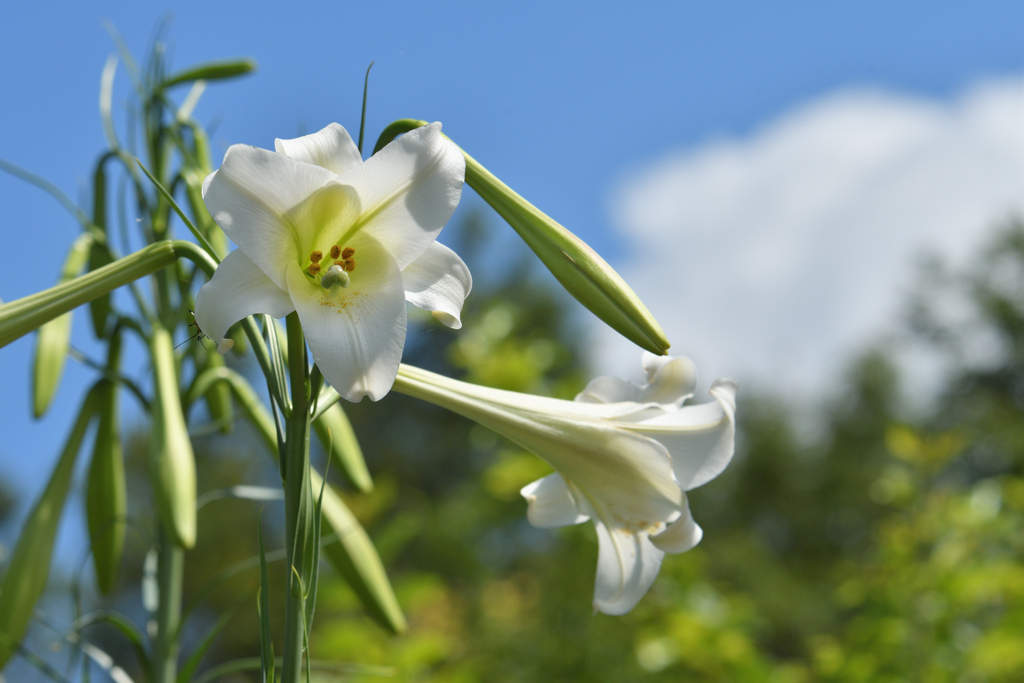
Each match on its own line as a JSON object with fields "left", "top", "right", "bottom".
{"left": 195, "top": 122, "right": 470, "bottom": 401}
{"left": 393, "top": 353, "right": 737, "bottom": 615}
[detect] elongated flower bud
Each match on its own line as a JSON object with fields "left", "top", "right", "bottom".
{"left": 149, "top": 326, "right": 197, "bottom": 548}
{"left": 0, "top": 240, "right": 181, "bottom": 349}
{"left": 32, "top": 232, "right": 94, "bottom": 417}
{"left": 0, "top": 384, "right": 100, "bottom": 668}
{"left": 374, "top": 120, "right": 671, "bottom": 355}
{"left": 86, "top": 377, "right": 126, "bottom": 594}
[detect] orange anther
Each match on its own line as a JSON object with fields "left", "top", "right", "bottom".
{"left": 341, "top": 247, "right": 355, "bottom": 259}
{"left": 329, "top": 245, "right": 341, "bottom": 259}
{"left": 310, "top": 250, "right": 323, "bottom": 263}
{"left": 307, "top": 263, "right": 321, "bottom": 275}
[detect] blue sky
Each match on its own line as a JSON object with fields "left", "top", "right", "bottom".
{"left": 1, "top": 2, "right": 1021, "bottom": 548}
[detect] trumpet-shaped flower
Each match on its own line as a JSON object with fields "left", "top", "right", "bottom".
{"left": 195, "top": 122, "right": 469, "bottom": 401}
{"left": 393, "top": 354, "right": 736, "bottom": 614}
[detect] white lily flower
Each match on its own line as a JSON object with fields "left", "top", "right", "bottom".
{"left": 194, "top": 122, "right": 470, "bottom": 401}
{"left": 393, "top": 353, "right": 737, "bottom": 615}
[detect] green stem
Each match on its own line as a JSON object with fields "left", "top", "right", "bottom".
{"left": 281, "top": 312, "right": 312, "bottom": 683}
{"left": 152, "top": 531, "right": 185, "bottom": 683}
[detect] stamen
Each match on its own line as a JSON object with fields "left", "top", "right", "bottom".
{"left": 341, "top": 247, "right": 355, "bottom": 259}
{"left": 320, "top": 264, "right": 350, "bottom": 289}
{"left": 307, "top": 263, "right": 321, "bottom": 275}
{"left": 343, "top": 258, "right": 356, "bottom": 272}
{"left": 310, "top": 250, "right": 323, "bottom": 263}
{"left": 329, "top": 245, "right": 341, "bottom": 259}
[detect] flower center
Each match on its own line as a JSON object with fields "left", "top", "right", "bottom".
{"left": 305, "top": 245, "right": 357, "bottom": 289}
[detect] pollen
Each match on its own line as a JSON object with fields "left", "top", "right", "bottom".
{"left": 343, "top": 258, "right": 356, "bottom": 272}
{"left": 329, "top": 245, "right": 341, "bottom": 259}
{"left": 310, "top": 250, "right": 323, "bottom": 263}
{"left": 307, "top": 263, "right": 321, "bottom": 275}
{"left": 341, "top": 247, "right": 355, "bottom": 259}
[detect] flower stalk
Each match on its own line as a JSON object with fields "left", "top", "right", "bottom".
{"left": 281, "top": 312, "right": 314, "bottom": 683}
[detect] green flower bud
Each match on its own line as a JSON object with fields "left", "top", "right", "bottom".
{"left": 149, "top": 326, "right": 196, "bottom": 548}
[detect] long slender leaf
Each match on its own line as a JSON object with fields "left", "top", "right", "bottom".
{"left": 136, "top": 159, "right": 221, "bottom": 261}
{"left": 73, "top": 612, "right": 150, "bottom": 679}
{"left": 257, "top": 515, "right": 275, "bottom": 683}
{"left": 313, "top": 403, "right": 373, "bottom": 493}
{"left": 0, "top": 383, "right": 101, "bottom": 668}
{"left": 176, "top": 600, "right": 242, "bottom": 683}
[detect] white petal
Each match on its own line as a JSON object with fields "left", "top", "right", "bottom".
{"left": 402, "top": 242, "right": 472, "bottom": 329}
{"left": 334, "top": 122, "right": 465, "bottom": 270}
{"left": 592, "top": 520, "right": 665, "bottom": 615}
{"left": 650, "top": 497, "right": 703, "bottom": 553}
{"left": 638, "top": 356, "right": 698, "bottom": 407}
{"left": 576, "top": 376, "right": 645, "bottom": 404}
{"left": 286, "top": 235, "right": 407, "bottom": 402}
{"left": 629, "top": 378, "right": 738, "bottom": 491}
{"left": 520, "top": 473, "right": 589, "bottom": 528}
{"left": 204, "top": 144, "right": 336, "bottom": 290}
{"left": 576, "top": 355, "right": 696, "bottom": 410}
{"left": 641, "top": 352, "right": 673, "bottom": 384}
{"left": 275, "top": 123, "right": 363, "bottom": 176}
{"left": 194, "top": 249, "right": 295, "bottom": 345}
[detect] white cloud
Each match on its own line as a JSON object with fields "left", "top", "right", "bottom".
{"left": 598, "top": 79, "right": 1024, "bottom": 398}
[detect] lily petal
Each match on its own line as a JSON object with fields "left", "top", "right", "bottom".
{"left": 275, "top": 123, "right": 364, "bottom": 176}
{"left": 650, "top": 496, "right": 703, "bottom": 553}
{"left": 577, "top": 355, "right": 697, "bottom": 411}
{"left": 629, "top": 378, "right": 738, "bottom": 491}
{"left": 335, "top": 122, "right": 465, "bottom": 270}
{"left": 286, "top": 235, "right": 407, "bottom": 402}
{"left": 593, "top": 520, "right": 665, "bottom": 615}
{"left": 203, "top": 145, "right": 336, "bottom": 290}
{"left": 402, "top": 242, "right": 473, "bottom": 329}
{"left": 638, "top": 355, "right": 698, "bottom": 407}
{"left": 521, "top": 473, "right": 589, "bottom": 528}
{"left": 194, "top": 249, "right": 295, "bottom": 346}
{"left": 576, "top": 376, "right": 647, "bottom": 405}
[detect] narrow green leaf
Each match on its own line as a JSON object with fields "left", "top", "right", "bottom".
{"left": 313, "top": 404, "right": 373, "bottom": 493}
{"left": 373, "top": 119, "right": 671, "bottom": 355}
{"left": 0, "top": 157, "right": 94, "bottom": 231}
{"left": 161, "top": 59, "right": 257, "bottom": 89}
{"left": 176, "top": 601, "right": 241, "bottom": 683}
{"left": 314, "top": 471, "right": 407, "bottom": 635}
{"left": 99, "top": 55, "right": 120, "bottom": 151}
{"left": 149, "top": 325, "right": 197, "bottom": 548}
{"left": 257, "top": 515, "right": 275, "bottom": 683}
{"left": 0, "top": 384, "right": 101, "bottom": 668}
{"left": 73, "top": 612, "right": 150, "bottom": 679}
{"left": 357, "top": 62, "right": 373, "bottom": 155}
{"left": 136, "top": 159, "right": 221, "bottom": 261}
{"left": 32, "top": 233, "right": 94, "bottom": 417}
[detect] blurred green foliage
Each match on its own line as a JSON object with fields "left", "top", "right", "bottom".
{"left": 34, "top": 214, "right": 1022, "bottom": 682}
